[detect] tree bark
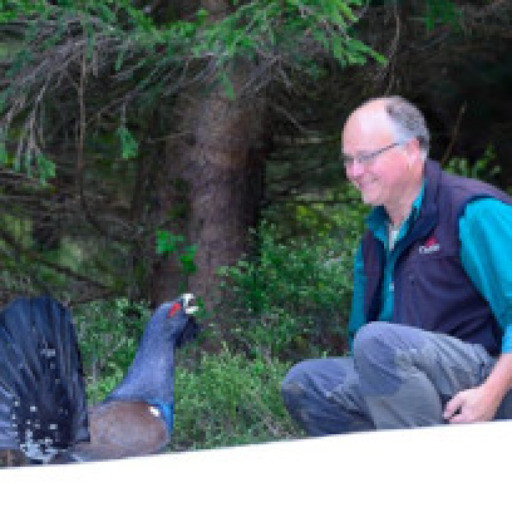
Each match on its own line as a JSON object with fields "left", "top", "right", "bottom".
{"left": 151, "top": 63, "right": 267, "bottom": 318}
{"left": 187, "top": 80, "right": 267, "bottom": 305}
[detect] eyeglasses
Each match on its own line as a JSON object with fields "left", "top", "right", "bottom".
{"left": 341, "top": 141, "right": 403, "bottom": 169}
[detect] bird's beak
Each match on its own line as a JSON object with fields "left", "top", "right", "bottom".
{"left": 182, "top": 293, "right": 198, "bottom": 315}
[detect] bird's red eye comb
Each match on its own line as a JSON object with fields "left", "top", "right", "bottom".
{"left": 168, "top": 303, "right": 182, "bottom": 317}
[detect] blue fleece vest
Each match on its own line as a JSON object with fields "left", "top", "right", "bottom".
{"left": 362, "top": 160, "right": 512, "bottom": 356}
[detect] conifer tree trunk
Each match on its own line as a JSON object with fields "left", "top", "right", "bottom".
{"left": 191, "top": 100, "right": 265, "bottom": 294}
{"left": 150, "top": 33, "right": 267, "bottom": 318}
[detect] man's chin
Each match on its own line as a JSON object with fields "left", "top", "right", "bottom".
{"left": 360, "top": 193, "right": 381, "bottom": 206}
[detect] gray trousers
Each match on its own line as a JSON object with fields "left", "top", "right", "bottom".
{"left": 281, "top": 322, "right": 512, "bottom": 435}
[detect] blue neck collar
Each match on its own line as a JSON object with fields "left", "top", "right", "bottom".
{"left": 147, "top": 400, "right": 174, "bottom": 432}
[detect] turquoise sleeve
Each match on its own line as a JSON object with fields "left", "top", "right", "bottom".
{"left": 459, "top": 198, "right": 512, "bottom": 353}
{"left": 347, "top": 242, "right": 366, "bottom": 354}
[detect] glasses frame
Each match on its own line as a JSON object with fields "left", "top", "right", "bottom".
{"left": 341, "top": 141, "right": 405, "bottom": 169}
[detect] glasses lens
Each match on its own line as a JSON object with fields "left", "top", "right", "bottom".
{"left": 342, "top": 142, "right": 402, "bottom": 169}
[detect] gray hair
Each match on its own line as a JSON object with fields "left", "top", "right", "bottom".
{"left": 384, "top": 96, "right": 430, "bottom": 158}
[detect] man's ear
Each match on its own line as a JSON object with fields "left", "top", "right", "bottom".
{"left": 404, "top": 138, "right": 423, "bottom": 166}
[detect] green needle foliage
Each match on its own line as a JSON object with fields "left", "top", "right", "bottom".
{"left": 0, "top": 0, "right": 382, "bottom": 180}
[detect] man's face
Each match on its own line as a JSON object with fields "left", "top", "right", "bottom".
{"left": 341, "top": 106, "right": 412, "bottom": 209}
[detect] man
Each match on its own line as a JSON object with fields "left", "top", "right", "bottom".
{"left": 281, "top": 96, "right": 512, "bottom": 435}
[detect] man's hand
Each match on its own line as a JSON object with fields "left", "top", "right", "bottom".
{"left": 443, "top": 386, "right": 500, "bottom": 424}
{"left": 444, "top": 353, "right": 512, "bottom": 424}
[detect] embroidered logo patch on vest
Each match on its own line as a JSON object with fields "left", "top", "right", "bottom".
{"left": 419, "top": 236, "right": 441, "bottom": 255}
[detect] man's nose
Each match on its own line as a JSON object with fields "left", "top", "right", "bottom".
{"left": 346, "top": 160, "right": 365, "bottom": 179}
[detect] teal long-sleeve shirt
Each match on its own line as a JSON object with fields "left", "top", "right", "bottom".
{"left": 347, "top": 197, "right": 512, "bottom": 355}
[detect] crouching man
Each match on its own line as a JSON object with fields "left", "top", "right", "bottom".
{"left": 282, "top": 96, "right": 512, "bottom": 434}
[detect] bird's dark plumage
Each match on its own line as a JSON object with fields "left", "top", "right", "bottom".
{"left": 0, "top": 294, "right": 199, "bottom": 464}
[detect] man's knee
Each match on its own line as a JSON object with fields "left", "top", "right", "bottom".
{"left": 281, "top": 361, "right": 327, "bottom": 434}
{"left": 281, "top": 361, "right": 312, "bottom": 412}
{"left": 353, "top": 322, "right": 403, "bottom": 395}
{"left": 353, "top": 322, "right": 396, "bottom": 364}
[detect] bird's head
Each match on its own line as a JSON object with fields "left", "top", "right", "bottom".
{"left": 104, "top": 294, "right": 200, "bottom": 406}
{"left": 148, "top": 293, "right": 200, "bottom": 349}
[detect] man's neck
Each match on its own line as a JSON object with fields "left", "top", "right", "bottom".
{"left": 386, "top": 164, "right": 425, "bottom": 227}
{"left": 386, "top": 195, "right": 417, "bottom": 227}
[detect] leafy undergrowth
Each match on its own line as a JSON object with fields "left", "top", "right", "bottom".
{"left": 170, "top": 346, "right": 303, "bottom": 451}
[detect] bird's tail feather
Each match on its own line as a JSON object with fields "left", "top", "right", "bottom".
{"left": 0, "top": 296, "right": 89, "bottom": 462}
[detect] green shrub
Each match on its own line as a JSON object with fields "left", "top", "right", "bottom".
{"left": 214, "top": 208, "right": 366, "bottom": 361}
{"left": 171, "top": 346, "right": 302, "bottom": 451}
{"left": 445, "top": 144, "right": 502, "bottom": 183}
{"left": 73, "top": 297, "right": 150, "bottom": 403}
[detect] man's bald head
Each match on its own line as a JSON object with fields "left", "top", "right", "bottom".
{"left": 345, "top": 96, "right": 430, "bottom": 159}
